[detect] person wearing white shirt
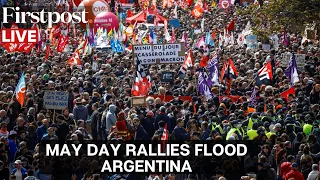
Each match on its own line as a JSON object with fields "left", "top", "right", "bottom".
{"left": 307, "top": 164, "right": 319, "bottom": 180}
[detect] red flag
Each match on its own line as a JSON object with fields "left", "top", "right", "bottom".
{"left": 127, "top": 10, "right": 133, "bottom": 18}
{"left": 45, "top": 44, "right": 50, "bottom": 60}
{"left": 200, "top": 55, "right": 209, "bottom": 67}
{"left": 280, "top": 87, "right": 295, "bottom": 102}
{"left": 56, "top": 35, "right": 69, "bottom": 52}
{"left": 160, "top": 124, "right": 168, "bottom": 152}
{"left": 226, "top": 19, "right": 235, "bottom": 31}
{"left": 69, "top": 0, "right": 74, "bottom": 12}
{"left": 52, "top": 22, "right": 62, "bottom": 38}
{"left": 203, "top": 1, "right": 209, "bottom": 11}
{"left": 22, "top": 43, "right": 34, "bottom": 54}
{"left": 68, "top": 50, "right": 81, "bottom": 67}
{"left": 182, "top": 49, "right": 193, "bottom": 69}
{"left": 211, "top": 30, "right": 216, "bottom": 40}
{"left": 191, "top": 6, "right": 203, "bottom": 19}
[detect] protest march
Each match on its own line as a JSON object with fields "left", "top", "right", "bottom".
{"left": 0, "top": 0, "right": 320, "bottom": 179}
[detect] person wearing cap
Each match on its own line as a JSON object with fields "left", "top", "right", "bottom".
{"left": 284, "top": 162, "right": 304, "bottom": 180}
{"left": 11, "top": 160, "right": 27, "bottom": 180}
{"left": 226, "top": 120, "right": 243, "bottom": 140}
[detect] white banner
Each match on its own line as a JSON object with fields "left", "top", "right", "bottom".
{"left": 133, "top": 43, "right": 185, "bottom": 65}
{"left": 43, "top": 91, "right": 69, "bottom": 110}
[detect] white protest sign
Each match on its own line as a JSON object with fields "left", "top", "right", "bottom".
{"left": 281, "top": 54, "right": 305, "bottom": 70}
{"left": 262, "top": 44, "right": 271, "bottom": 51}
{"left": 43, "top": 91, "right": 69, "bottom": 110}
{"left": 246, "top": 35, "right": 258, "bottom": 49}
{"left": 295, "top": 54, "right": 306, "bottom": 70}
{"left": 133, "top": 43, "right": 186, "bottom": 65}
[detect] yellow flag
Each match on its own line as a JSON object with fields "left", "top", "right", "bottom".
{"left": 211, "top": 0, "right": 216, "bottom": 7}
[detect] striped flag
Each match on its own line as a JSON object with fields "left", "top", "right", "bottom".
{"left": 132, "top": 57, "right": 151, "bottom": 96}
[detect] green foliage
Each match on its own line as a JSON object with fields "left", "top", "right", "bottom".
{"left": 237, "top": 0, "right": 320, "bottom": 36}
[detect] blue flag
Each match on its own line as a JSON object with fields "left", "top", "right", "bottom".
{"left": 284, "top": 54, "right": 299, "bottom": 85}
{"left": 206, "top": 54, "right": 219, "bottom": 86}
{"left": 205, "top": 32, "right": 215, "bottom": 47}
{"left": 110, "top": 38, "right": 116, "bottom": 52}
{"left": 198, "top": 68, "right": 213, "bottom": 101}
{"left": 115, "top": 40, "right": 124, "bottom": 52}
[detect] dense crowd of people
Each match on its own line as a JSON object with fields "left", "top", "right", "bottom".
{"left": 0, "top": 0, "right": 320, "bottom": 179}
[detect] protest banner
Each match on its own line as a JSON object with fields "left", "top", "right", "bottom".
{"left": 43, "top": 91, "right": 69, "bottom": 110}
{"left": 161, "top": 72, "right": 175, "bottom": 82}
{"left": 280, "top": 54, "right": 305, "bottom": 70}
{"left": 133, "top": 43, "right": 186, "bottom": 65}
{"left": 246, "top": 35, "right": 258, "bottom": 49}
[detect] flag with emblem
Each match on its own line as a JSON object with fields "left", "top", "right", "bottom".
{"left": 256, "top": 61, "right": 273, "bottom": 86}
{"left": 15, "top": 73, "right": 26, "bottom": 106}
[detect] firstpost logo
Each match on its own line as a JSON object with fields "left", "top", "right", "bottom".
{"left": 0, "top": 6, "right": 88, "bottom": 52}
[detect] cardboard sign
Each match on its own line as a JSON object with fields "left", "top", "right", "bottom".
{"left": 133, "top": 43, "right": 186, "bottom": 65}
{"left": 161, "top": 72, "right": 175, "bottom": 82}
{"left": 43, "top": 91, "right": 69, "bottom": 110}
{"left": 131, "top": 96, "right": 146, "bottom": 107}
{"left": 280, "top": 54, "right": 305, "bottom": 70}
{"left": 295, "top": 54, "right": 306, "bottom": 69}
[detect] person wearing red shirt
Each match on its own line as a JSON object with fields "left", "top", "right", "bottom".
{"left": 280, "top": 155, "right": 295, "bottom": 179}
{"left": 285, "top": 162, "right": 304, "bottom": 180}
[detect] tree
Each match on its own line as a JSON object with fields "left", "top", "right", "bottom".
{"left": 237, "top": 0, "right": 320, "bottom": 36}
